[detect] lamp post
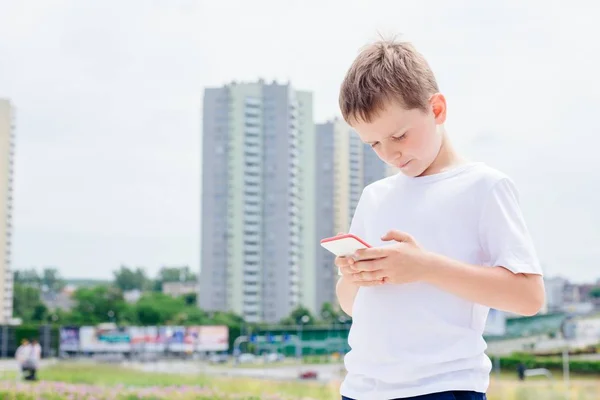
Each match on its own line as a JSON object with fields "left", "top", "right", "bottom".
{"left": 297, "top": 315, "right": 310, "bottom": 361}
{"left": 338, "top": 315, "right": 348, "bottom": 356}
{"left": 561, "top": 315, "right": 576, "bottom": 400}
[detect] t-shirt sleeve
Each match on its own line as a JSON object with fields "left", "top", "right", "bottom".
{"left": 479, "top": 178, "right": 543, "bottom": 275}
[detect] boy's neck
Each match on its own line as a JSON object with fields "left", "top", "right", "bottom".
{"left": 420, "top": 130, "right": 467, "bottom": 177}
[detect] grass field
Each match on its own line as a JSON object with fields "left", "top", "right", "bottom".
{"left": 0, "top": 362, "right": 597, "bottom": 399}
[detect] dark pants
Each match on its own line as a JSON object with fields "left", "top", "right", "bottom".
{"left": 22, "top": 366, "right": 37, "bottom": 381}
{"left": 342, "top": 391, "right": 486, "bottom": 400}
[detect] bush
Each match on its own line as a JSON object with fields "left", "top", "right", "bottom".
{"left": 499, "top": 353, "right": 600, "bottom": 374}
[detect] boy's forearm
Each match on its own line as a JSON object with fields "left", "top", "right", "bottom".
{"left": 336, "top": 276, "right": 359, "bottom": 316}
{"left": 422, "top": 252, "right": 545, "bottom": 316}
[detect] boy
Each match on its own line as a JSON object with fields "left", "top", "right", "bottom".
{"left": 335, "top": 39, "right": 545, "bottom": 400}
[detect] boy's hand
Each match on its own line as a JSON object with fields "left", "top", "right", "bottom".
{"left": 350, "top": 230, "right": 430, "bottom": 285}
{"left": 333, "top": 232, "right": 384, "bottom": 287}
{"left": 336, "top": 255, "right": 384, "bottom": 287}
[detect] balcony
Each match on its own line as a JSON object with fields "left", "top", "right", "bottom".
{"left": 244, "top": 255, "right": 261, "bottom": 265}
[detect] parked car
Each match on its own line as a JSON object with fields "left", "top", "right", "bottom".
{"left": 299, "top": 370, "right": 318, "bottom": 380}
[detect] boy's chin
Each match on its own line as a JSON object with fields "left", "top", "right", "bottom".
{"left": 400, "top": 163, "right": 430, "bottom": 178}
{"left": 395, "top": 163, "right": 421, "bottom": 177}
{"left": 401, "top": 170, "right": 422, "bottom": 178}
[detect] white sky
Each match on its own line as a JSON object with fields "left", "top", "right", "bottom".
{"left": 1, "top": 0, "right": 599, "bottom": 282}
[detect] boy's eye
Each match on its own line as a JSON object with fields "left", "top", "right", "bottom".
{"left": 392, "top": 133, "right": 407, "bottom": 141}
{"left": 370, "top": 142, "right": 380, "bottom": 148}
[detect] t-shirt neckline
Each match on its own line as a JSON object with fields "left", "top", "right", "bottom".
{"left": 398, "top": 162, "right": 483, "bottom": 185}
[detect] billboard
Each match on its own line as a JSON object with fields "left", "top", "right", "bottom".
{"left": 129, "top": 326, "right": 167, "bottom": 352}
{"left": 197, "top": 325, "right": 229, "bottom": 351}
{"left": 62, "top": 325, "right": 229, "bottom": 353}
{"left": 59, "top": 327, "right": 80, "bottom": 352}
{"left": 79, "top": 325, "right": 130, "bottom": 352}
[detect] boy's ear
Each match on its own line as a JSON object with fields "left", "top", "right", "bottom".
{"left": 430, "top": 93, "right": 447, "bottom": 125}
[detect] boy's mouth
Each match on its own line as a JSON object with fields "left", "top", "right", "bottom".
{"left": 398, "top": 160, "right": 412, "bottom": 169}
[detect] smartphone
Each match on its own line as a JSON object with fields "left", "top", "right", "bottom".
{"left": 320, "top": 233, "right": 371, "bottom": 257}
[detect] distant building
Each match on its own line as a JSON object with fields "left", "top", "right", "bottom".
{"left": 199, "top": 80, "right": 315, "bottom": 323}
{"left": 162, "top": 281, "right": 197, "bottom": 297}
{"left": 544, "top": 276, "right": 599, "bottom": 314}
{"left": 123, "top": 289, "right": 142, "bottom": 303}
{"left": 0, "top": 99, "right": 14, "bottom": 323}
{"left": 314, "top": 118, "right": 390, "bottom": 310}
{"left": 577, "top": 283, "right": 600, "bottom": 309}
{"left": 544, "top": 276, "right": 569, "bottom": 312}
{"left": 41, "top": 287, "right": 75, "bottom": 311}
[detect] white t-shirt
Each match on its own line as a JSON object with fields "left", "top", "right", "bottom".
{"left": 341, "top": 162, "right": 542, "bottom": 400}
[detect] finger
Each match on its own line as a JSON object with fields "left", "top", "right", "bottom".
{"left": 351, "top": 259, "right": 383, "bottom": 272}
{"left": 351, "top": 269, "right": 387, "bottom": 282}
{"left": 349, "top": 260, "right": 381, "bottom": 273}
{"left": 381, "top": 230, "right": 414, "bottom": 243}
{"left": 353, "top": 247, "right": 389, "bottom": 261}
{"left": 334, "top": 257, "right": 347, "bottom": 268}
{"left": 350, "top": 251, "right": 389, "bottom": 271}
{"left": 335, "top": 256, "right": 354, "bottom": 268}
{"left": 356, "top": 279, "right": 385, "bottom": 287}
{"left": 339, "top": 266, "right": 355, "bottom": 276}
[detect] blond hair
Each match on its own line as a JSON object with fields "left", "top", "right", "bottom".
{"left": 339, "top": 38, "right": 439, "bottom": 123}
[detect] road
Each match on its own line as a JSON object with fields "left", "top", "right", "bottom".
{"left": 128, "top": 360, "right": 345, "bottom": 383}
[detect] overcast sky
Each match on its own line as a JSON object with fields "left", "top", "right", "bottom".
{"left": 1, "top": 0, "right": 599, "bottom": 282}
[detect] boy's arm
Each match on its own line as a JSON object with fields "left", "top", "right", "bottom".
{"left": 423, "top": 254, "right": 544, "bottom": 316}
{"left": 336, "top": 276, "right": 360, "bottom": 316}
{"left": 351, "top": 177, "right": 545, "bottom": 316}
{"left": 425, "top": 177, "right": 545, "bottom": 315}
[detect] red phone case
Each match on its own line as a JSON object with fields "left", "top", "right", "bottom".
{"left": 320, "top": 233, "right": 371, "bottom": 248}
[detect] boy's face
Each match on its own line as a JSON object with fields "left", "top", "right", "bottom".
{"left": 351, "top": 94, "right": 447, "bottom": 177}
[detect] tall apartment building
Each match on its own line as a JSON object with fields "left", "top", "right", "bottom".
{"left": 199, "top": 80, "right": 316, "bottom": 323}
{"left": 0, "top": 99, "right": 15, "bottom": 323}
{"left": 314, "top": 118, "right": 389, "bottom": 309}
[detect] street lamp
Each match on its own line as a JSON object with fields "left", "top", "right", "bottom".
{"left": 297, "top": 315, "right": 310, "bottom": 360}
{"left": 321, "top": 311, "right": 332, "bottom": 356}
{"left": 338, "top": 316, "right": 348, "bottom": 356}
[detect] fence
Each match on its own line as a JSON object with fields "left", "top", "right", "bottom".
{"left": 0, "top": 324, "right": 58, "bottom": 358}
{"left": 246, "top": 325, "right": 351, "bottom": 356}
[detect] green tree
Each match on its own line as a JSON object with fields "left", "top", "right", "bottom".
{"left": 130, "top": 292, "right": 210, "bottom": 325}
{"left": 159, "top": 266, "right": 196, "bottom": 283}
{"left": 113, "top": 266, "right": 149, "bottom": 291}
{"left": 280, "top": 305, "right": 315, "bottom": 326}
{"left": 590, "top": 287, "right": 600, "bottom": 299}
{"left": 153, "top": 266, "right": 196, "bottom": 291}
{"left": 319, "top": 302, "right": 340, "bottom": 324}
{"left": 41, "top": 267, "right": 66, "bottom": 293}
{"left": 31, "top": 303, "right": 48, "bottom": 322}
{"left": 71, "top": 285, "right": 128, "bottom": 324}
{"left": 13, "top": 283, "right": 43, "bottom": 321}
{"left": 182, "top": 293, "right": 197, "bottom": 306}
{"left": 178, "top": 306, "right": 209, "bottom": 324}
{"left": 14, "top": 269, "right": 41, "bottom": 288}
